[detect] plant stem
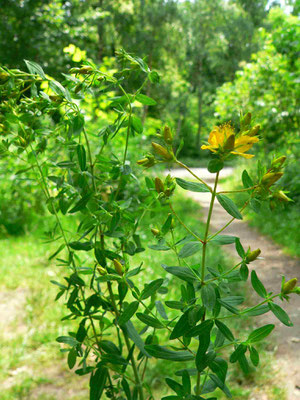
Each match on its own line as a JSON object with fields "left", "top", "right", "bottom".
{"left": 107, "top": 282, "right": 144, "bottom": 400}
{"left": 83, "top": 127, "right": 97, "bottom": 192}
{"left": 196, "top": 171, "right": 219, "bottom": 396}
{"left": 169, "top": 202, "right": 204, "bottom": 244}
{"left": 201, "top": 171, "right": 220, "bottom": 282}
{"left": 175, "top": 160, "right": 212, "bottom": 192}
{"left": 216, "top": 185, "right": 257, "bottom": 194}
{"left": 207, "top": 200, "right": 249, "bottom": 242}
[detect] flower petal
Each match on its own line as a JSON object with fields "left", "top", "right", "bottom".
{"left": 231, "top": 151, "right": 255, "bottom": 159}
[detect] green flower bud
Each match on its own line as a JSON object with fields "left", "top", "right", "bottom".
{"left": 163, "top": 125, "right": 173, "bottom": 144}
{"left": 78, "top": 66, "right": 93, "bottom": 74}
{"left": 97, "top": 266, "right": 107, "bottom": 275}
{"left": 155, "top": 177, "right": 164, "bottom": 193}
{"left": 274, "top": 190, "right": 291, "bottom": 202}
{"left": 282, "top": 278, "right": 297, "bottom": 294}
{"left": 240, "top": 112, "right": 252, "bottom": 130}
{"left": 137, "top": 155, "right": 155, "bottom": 168}
{"left": 152, "top": 142, "right": 174, "bottom": 161}
{"left": 151, "top": 228, "right": 160, "bottom": 236}
{"left": 271, "top": 156, "right": 286, "bottom": 169}
{"left": 261, "top": 172, "right": 283, "bottom": 187}
{"left": 248, "top": 124, "right": 260, "bottom": 137}
{"left": 246, "top": 248, "right": 261, "bottom": 263}
{"left": 113, "top": 259, "right": 124, "bottom": 276}
{"left": 224, "top": 134, "right": 235, "bottom": 150}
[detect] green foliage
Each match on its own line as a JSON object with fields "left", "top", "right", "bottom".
{"left": 0, "top": 55, "right": 298, "bottom": 400}
{"left": 214, "top": 8, "right": 299, "bottom": 151}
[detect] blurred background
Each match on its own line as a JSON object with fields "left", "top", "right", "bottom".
{"left": 0, "top": 1, "right": 299, "bottom": 399}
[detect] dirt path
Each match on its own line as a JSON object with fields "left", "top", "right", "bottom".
{"left": 167, "top": 168, "right": 300, "bottom": 399}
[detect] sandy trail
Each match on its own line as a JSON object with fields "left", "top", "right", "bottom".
{"left": 167, "top": 167, "right": 300, "bottom": 399}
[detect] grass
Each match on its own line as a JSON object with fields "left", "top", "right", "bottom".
{"left": 0, "top": 193, "right": 286, "bottom": 399}
{"left": 222, "top": 171, "right": 300, "bottom": 258}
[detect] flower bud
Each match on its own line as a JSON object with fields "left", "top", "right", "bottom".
{"left": 137, "top": 158, "right": 149, "bottom": 165}
{"left": 97, "top": 266, "right": 107, "bottom": 275}
{"left": 155, "top": 177, "right": 164, "bottom": 193}
{"left": 271, "top": 156, "right": 286, "bottom": 169}
{"left": 151, "top": 228, "right": 160, "bottom": 236}
{"left": 274, "top": 190, "right": 291, "bottom": 202}
{"left": 69, "top": 67, "right": 80, "bottom": 74}
{"left": 282, "top": 278, "right": 298, "bottom": 294}
{"left": 224, "top": 134, "right": 235, "bottom": 150}
{"left": 152, "top": 142, "right": 174, "bottom": 161}
{"left": 246, "top": 248, "right": 261, "bottom": 263}
{"left": 241, "top": 112, "right": 251, "bottom": 130}
{"left": 113, "top": 259, "right": 124, "bottom": 276}
{"left": 75, "top": 83, "right": 83, "bottom": 93}
{"left": 49, "top": 95, "right": 63, "bottom": 103}
{"left": 163, "top": 125, "right": 173, "bottom": 144}
{"left": 78, "top": 66, "right": 93, "bottom": 74}
{"left": 261, "top": 172, "right": 283, "bottom": 187}
{"left": 248, "top": 124, "right": 260, "bottom": 137}
{"left": 137, "top": 155, "right": 155, "bottom": 168}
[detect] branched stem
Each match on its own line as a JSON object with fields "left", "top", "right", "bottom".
{"left": 175, "top": 160, "right": 212, "bottom": 192}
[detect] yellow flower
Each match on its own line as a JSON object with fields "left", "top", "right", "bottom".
{"left": 201, "top": 123, "right": 259, "bottom": 159}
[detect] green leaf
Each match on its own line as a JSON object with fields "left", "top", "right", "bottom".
{"left": 121, "top": 378, "right": 131, "bottom": 400}
{"left": 25, "top": 60, "right": 47, "bottom": 79}
{"left": 68, "top": 348, "right": 77, "bottom": 369}
{"left": 208, "top": 159, "right": 224, "bottom": 173}
{"left": 220, "top": 296, "right": 244, "bottom": 306}
{"left": 69, "top": 241, "right": 93, "bottom": 251}
{"left": 144, "top": 345, "right": 194, "bottom": 361}
{"left": 247, "top": 324, "right": 275, "bottom": 343}
{"left": 76, "top": 144, "right": 87, "bottom": 171}
{"left": 251, "top": 271, "right": 267, "bottom": 298}
{"left": 162, "top": 265, "right": 199, "bottom": 284}
{"left": 235, "top": 238, "right": 245, "bottom": 258}
{"left": 215, "top": 320, "right": 235, "bottom": 342}
{"left": 135, "top": 93, "right": 157, "bottom": 105}
{"left": 179, "top": 242, "right": 202, "bottom": 258}
{"left": 165, "top": 378, "right": 185, "bottom": 396}
{"left": 165, "top": 301, "right": 185, "bottom": 310}
{"left": 176, "top": 178, "right": 210, "bottom": 193}
{"left": 243, "top": 304, "right": 270, "bottom": 316}
{"left": 210, "top": 235, "right": 237, "bottom": 245}
{"left": 136, "top": 313, "right": 164, "bottom": 329}
{"left": 181, "top": 369, "right": 191, "bottom": 394}
{"left": 118, "top": 301, "right": 139, "bottom": 326}
{"left": 268, "top": 302, "right": 293, "bottom": 326}
{"left": 56, "top": 336, "right": 78, "bottom": 347}
{"left": 249, "top": 346, "right": 259, "bottom": 366}
{"left": 140, "top": 278, "right": 164, "bottom": 300}
{"left": 170, "top": 311, "right": 190, "bottom": 340}
{"left": 216, "top": 194, "right": 243, "bottom": 220}
{"left": 69, "top": 194, "right": 91, "bottom": 213}
{"left": 209, "top": 374, "right": 232, "bottom": 398}
{"left": 90, "top": 366, "right": 108, "bottom": 400}
{"left": 148, "top": 70, "right": 160, "bottom": 83}
{"left": 239, "top": 263, "right": 249, "bottom": 281}
{"left": 49, "top": 79, "right": 71, "bottom": 101}
{"left": 123, "top": 321, "right": 150, "bottom": 358}
{"left": 229, "top": 344, "right": 247, "bottom": 363}
{"left": 201, "top": 285, "right": 216, "bottom": 311}
{"left": 185, "top": 319, "right": 214, "bottom": 338}
{"left": 49, "top": 244, "right": 65, "bottom": 260}
{"left": 210, "top": 357, "right": 228, "bottom": 383}
{"left": 131, "top": 115, "right": 143, "bottom": 133}
{"left": 155, "top": 300, "right": 168, "bottom": 320}
{"left": 242, "top": 170, "right": 254, "bottom": 189}
{"left": 217, "top": 299, "right": 239, "bottom": 315}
